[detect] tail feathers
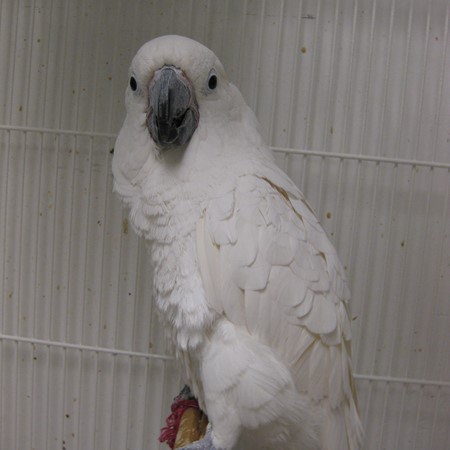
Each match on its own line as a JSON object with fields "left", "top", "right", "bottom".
{"left": 344, "top": 397, "right": 364, "bottom": 450}
{"left": 322, "top": 399, "right": 364, "bottom": 450}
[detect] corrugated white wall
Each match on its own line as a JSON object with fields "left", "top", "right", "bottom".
{"left": 0, "top": 1, "right": 449, "bottom": 449}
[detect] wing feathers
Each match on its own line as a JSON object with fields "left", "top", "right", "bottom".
{"left": 308, "top": 340, "right": 330, "bottom": 400}
{"left": 197, "top": 172, "right": 362, "bottom": 449}
{"left": 298, "top": 294, "right": 338, "bottom": 335}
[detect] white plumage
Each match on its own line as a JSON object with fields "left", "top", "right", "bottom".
{"left": 112, "top": 35, "right": 363, "bottom": 450}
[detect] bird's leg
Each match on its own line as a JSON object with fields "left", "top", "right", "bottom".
{"left": 178, "top": 426, "right": 225, "bottom": 450}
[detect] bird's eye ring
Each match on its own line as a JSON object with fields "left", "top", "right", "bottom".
{"left": 207, "top": 70, "right": 217, "bottom": 90}
{"left": 130, "top": 76, "right": 137, "bottom": 91}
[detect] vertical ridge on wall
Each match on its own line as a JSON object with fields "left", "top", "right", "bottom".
{"left": 431, "top": 0, "right": 449, "bottom": 163}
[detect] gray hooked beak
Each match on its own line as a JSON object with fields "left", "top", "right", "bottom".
{"left": 147, "top": 66, "right": 199, "bottom": 150}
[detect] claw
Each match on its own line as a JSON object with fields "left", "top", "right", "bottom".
{"left": 179, "top": 427, "right": 224, "bottom": 450}
{"left": 159, "top": 385, "right": 208, "bottom": 449}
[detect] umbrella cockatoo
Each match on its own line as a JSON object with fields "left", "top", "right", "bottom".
{"left": 112, "top": 35, "right": 363, "bottom": 450}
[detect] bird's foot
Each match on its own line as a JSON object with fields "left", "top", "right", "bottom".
{"left": 179, "top": 427, "right": 224, "bottom": 450}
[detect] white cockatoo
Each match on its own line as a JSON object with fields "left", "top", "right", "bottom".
{"left": 112, "top": 35, "right": 363, "bottom": 450}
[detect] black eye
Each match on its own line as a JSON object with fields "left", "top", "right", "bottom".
{"left": 208, "top": 73, "right": 217, "bottom": 90}
{"left": 130, "top": 76, "right": 137, "bottom": 91}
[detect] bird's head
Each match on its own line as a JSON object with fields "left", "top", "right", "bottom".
{"left": 113, "top": 35, "right": 239, "bottom": 189}
{"left": 131, "top": 35, "right": 227, "bottom": 150}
